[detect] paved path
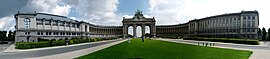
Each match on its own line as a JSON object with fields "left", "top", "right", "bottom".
{"left": 158, "top": 38, "right": 270, "bottom": 59}
{"left": 0, "top": 39, "right": 126, "bottom": 59}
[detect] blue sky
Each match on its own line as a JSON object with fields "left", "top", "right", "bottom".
{"left": 117, "top": 0, "right": 149, "bottom": 15}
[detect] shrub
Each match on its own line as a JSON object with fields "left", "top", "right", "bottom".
{"left": 16, "top": 41, "right": 50, "bottom": 49}
{"left": 69, "top": 40, "right": 74, "bottom": 44}
{"left": 183, "top": 37, "right": 260, "bottom": 45}
{"left": 37, "top": 37, "right": 49, "bottom": 42}
{"left": 16, "top": 37, "right": 119, "bottom": 49}
{"left": 52, "top": 40, "right": 65, "bottom": 46}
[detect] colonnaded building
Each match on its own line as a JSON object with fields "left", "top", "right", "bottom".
{"left": 14, "top": 10, "right": 259, "bottom": 42}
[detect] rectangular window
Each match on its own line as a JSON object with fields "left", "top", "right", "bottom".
{"left": 243, "top": 16, "right": 246, "bottom": 27}
{"left": 234, "top": 18, "right": 237, "bottom": 28}
{"left": 52, "top": 21, "right": 57, "bottom": 26}
{"left": 45, "top": 20, "right": 51, "bottom": 25}
{"left": 66, "top": 23, "right": 70, "bottom": 27}
{"left": 70, "top": 23, "right": 75, "bottom": 27}
{"left": 252, "top": 16, "right": 255, "bottom": 27}
{"left": 36, "top": 19, "right": 43, "bottom": 25}
{"left": 37, "top": 32, "right": 40, "bottom": 35}
{"left": 238, "top": 18, "right": 241, "bottom": 27}
{"left": 77, "top": 24, "right": 80, "bottom": 28}
{"left": 247, "top": 16, "right": 251, "bottom": 27}
{"left": 59, "top": 22, "right": 64, "bottom": 26}
{"left": 25, "top": 32, "right": 30, "bottom": 35}
{"left": 230, "top": 18, "right": 233, "bottom": 28}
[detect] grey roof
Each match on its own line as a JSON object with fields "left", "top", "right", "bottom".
{"left": 36, "top": 13, "right": 78, "bottom": 22}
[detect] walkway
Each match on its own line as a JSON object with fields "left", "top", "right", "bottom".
{"left": 158, "top": 38, "right": 270, "bottom": 59}
{"left": 0, "top": 39, "right": 126, "bottom": 59}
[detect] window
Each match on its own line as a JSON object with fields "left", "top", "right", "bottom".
{"left": 45, "top": 20, "right": 51, "bottom": 25}
{"left": 24, "top": 18, "right": 30, "bottom": 29}
{"left": 59, "top": 21, "right": 64, "bottom": 26}
{"left": 37, "top": 32, "right": 40, "bottom": 35}
{"left": 66, "top": 22, "right": 70, "bottom": 27}
{"left": 243, "top": 16, "right": 246, "bottom": 27}
{"left": 46, "top": 32, "right": 51, "bottom": 35}
{"left": 237, "top": 18, "right": 241, "bottom": 28}
{"left": 252, "top": 16, "right": 255, "bottom": 27}
{"left": 77, "top": 24, "right": 80, "bottom": 28}
{"left": 25, "top": 32, "right": 30, "bottom": 35}
{"left": 230, "top": 18, "right": 233, "bottom": 28}
{"left": 36, "top": 19, "right": 43, "bottom": 25}
{"left": 247, "top": 16, "right": 251, "bottom": 27}
{"left": 72, "top": 23, "right": 75, "bottom": 27}
{"left": 52, "top": 20, "right": 57, "bottom": 26}
{"left": 233, "top": 18, "right": 237, "bottom": 28}
{"left": 37, "top": 32, "right": 43, "bottom": 35}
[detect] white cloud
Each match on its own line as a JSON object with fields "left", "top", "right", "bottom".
{"left": 148, "top": 0, "right": 270, "bottom": 29}
{"left": 66, "top": 0, "right": 121, "bottom": 26}
{"left": 0, "top": 16, "right": 15, "bottom": 31}
{"left": 0, "top": 0, "right": 72, "bottom": 31}
{"left": 27, "top": 0, "right": 71, "bottom": 16}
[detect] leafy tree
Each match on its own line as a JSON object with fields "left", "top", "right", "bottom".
{"left": 7, "top": 31, "right": 15, "bottom": 41}
{"left": 0, "top": 31, "right": 7, "bottom": 41}
{"left": 262, "top": 27, "right": 267, "bottom": 41}
{"left": 268, "top": 28, "right": 270, "bottom": 41}
{"left": 258, "top": 28, "right": 262, "bottom": 40}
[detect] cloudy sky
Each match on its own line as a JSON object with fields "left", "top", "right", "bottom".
{"left": 0, "top": 0, "right": 269, "bottom": 32}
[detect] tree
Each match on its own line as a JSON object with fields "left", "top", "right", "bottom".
{"left": 258, "top": 28, "right": 262, "bottom": 40}
{"left": 0, "top": 31, "right": 7, "bottom": 41}
{"left": 7, "top": 31, "right": 14, "bottom": 41}
{"left": 262, "top": 27, "right": 267, "bottom": 41}
{"left": 268, "top": 28, "right": 270, "bottom": 41}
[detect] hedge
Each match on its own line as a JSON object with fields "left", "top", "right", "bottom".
{"left": 183, "top": 37, "right": 260, "bottom": 45}
{"left": 159, "top": 36, "right": 182, "bottom": 39}
{"left": 16, "top": 37, "right": 118, "bottom": 49}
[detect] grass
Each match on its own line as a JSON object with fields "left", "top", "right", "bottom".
{"left": 76, "top": 38, "right": 252, "bottom": 59}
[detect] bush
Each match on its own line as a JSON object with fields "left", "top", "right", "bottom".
{"left": 52, "top": 40, "right": 65, "bottom": 46}
{"left": 16, "top": 37, "right": 119, "bottom": 49}
{"left": 160, "top": 36, "right": 180, "bottom": 39}
{"left": 16, "top": 40, "right": 66, "bottom": 49}
{"left": 37, "top": 37, "right": 49, "bottom": 42}
{"left": 183, "top": 37, "right": 260, "bottom": 45}
{"left": 16, "top": 41, "right": 50, "bottom": 49}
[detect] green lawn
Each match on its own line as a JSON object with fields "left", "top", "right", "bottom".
{"left": 76, "top": 38, "right": 252, "bottom": 59}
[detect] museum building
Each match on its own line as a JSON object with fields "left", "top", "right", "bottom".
{"left": 14, "top": 10, "right": 259, "bottom": 42}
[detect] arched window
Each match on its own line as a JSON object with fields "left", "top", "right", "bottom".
{"left": 24, "top": 18, "right": 30, "bottom": 29}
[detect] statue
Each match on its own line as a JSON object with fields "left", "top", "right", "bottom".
{"left": 135, "top": 9, "right": 142, "bottom": 15}
{"left": 133, "top": 9, "right": 145, "bottom": 20}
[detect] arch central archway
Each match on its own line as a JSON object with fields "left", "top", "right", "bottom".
{"left": 122, "top": 10, "right": 156, "bottom": 38}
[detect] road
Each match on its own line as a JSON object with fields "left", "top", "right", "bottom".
{"left": 0, "top": 39, "right": 122, "bottom": 59}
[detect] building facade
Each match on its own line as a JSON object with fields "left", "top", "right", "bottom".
{"left": 14, "top": 12, "right": 122, "bottom": 42}
{"left": 156, "top": 11, "right": 259, "bottom": 39}
{"left": 14, "top": 10, "right": 259, "bottom": 42}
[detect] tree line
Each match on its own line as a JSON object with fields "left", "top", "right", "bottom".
{"left": 258, "top": 27, "right": 270, "bottom": 41}
{"left": 0, "top": 30, "right": 15, "bottom": 42}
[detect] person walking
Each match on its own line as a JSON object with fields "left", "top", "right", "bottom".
{"left": 128, "top": 37, "right": 131, "bottom": 43}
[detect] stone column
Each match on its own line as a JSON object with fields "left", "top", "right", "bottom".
{"left": 150, "top": 24, "right": 156, "bottom": 37}
{"left": 141, "top": 25, "right": 145, "bottom": 38}
{"left": 122, "top": 25, "right": 128, "bottom": 38}
{"left": 133, "top": 25, "right": 137, "bottom": 38}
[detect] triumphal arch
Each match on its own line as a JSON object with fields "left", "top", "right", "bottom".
{"left": 122, "top": 10, "right": 156, "bottom": 38}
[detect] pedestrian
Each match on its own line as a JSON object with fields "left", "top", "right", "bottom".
{"left": 128, "top": 37, "right": 131, "bottom": 43}
{"left": 65, "top": 39, "right": 69, "bottom": 46}
{"left": 142, "top": 36, "right": 144, "bottom": 42}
